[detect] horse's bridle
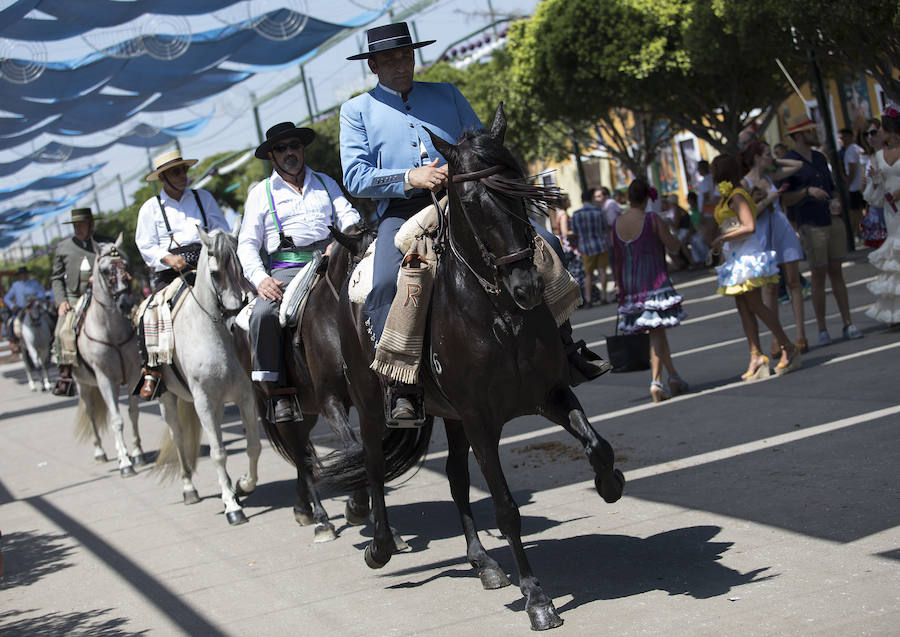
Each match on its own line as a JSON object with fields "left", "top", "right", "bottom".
{"left": 92, "top": 248, "right": 132, "bottom": 311}
{"left": 180, "top": 244, "right": 245, "bottom": 325}
{"left": 436, "top": 164, "right": 537, "bottom": 295}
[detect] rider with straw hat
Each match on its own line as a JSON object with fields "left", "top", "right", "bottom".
{"left": 134, "top": 149, "right": 230, "bottom": 400}
{"left": 237, "top": 122, "right": 361, "bottom": 423}
{"left": 49, "top": 207, "right": 113, "bottom": 395}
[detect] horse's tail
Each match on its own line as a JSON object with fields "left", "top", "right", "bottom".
{"left": 74, "top": 385, "right": 109, "bottom": 442}
{"left": 260, "top": 416, "right": 301, "bottom": 467}
{"left": 315, "top": 419, "right": 434, "bottom": 492}
{"left": 153, "top": 398, "right": 203, "bottom": 482}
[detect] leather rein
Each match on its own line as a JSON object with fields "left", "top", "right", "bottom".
{"left": 432, "top": 163, "right": 536, "bottom": 295}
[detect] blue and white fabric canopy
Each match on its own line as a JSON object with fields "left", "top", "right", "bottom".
{"left": 0, "top": 163, "right": 105, "bottom": 203}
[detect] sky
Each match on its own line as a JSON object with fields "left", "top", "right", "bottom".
{"left": 0, "top": 0, "right": 540, "bottom": 250}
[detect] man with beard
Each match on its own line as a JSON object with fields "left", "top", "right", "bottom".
{"left": 238, "top": 122, "right": 361, "bottom": 423}
{"left": 134, "top": 150, "right": 230, "bottom": 400}
{"left": 49, "top": 207, "right": 112, "bottom": 395}
{"left": 340, "top": 22, "right": 608, "bottom": 422}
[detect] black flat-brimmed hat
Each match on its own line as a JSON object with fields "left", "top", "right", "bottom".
{"left": 346, "top": 22, "right": 435, "bottom": 60}
{"left": 255, "top": 122, "right": 316, "bottom": 159}
{"left": 62, "top": 208, "right": 93, "bottom": 224}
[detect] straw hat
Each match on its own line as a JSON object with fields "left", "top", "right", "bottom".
{"left": 786, "top": 113, "right": 817, "bottom": 135}
{"left": 145, "top": 150, "right": 198, "bottom": 182}
{"left": 62, "top": 208, "right": 93, "bottom": 224}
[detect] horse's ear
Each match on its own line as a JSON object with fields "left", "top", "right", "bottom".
{"left": 197, "top": 225, "right": 211, "bottom": 246}
{"left": 424, "top": 126, "right": 457, "bottom": 166}
{"left": 231, "top": 215, "right": 242, "bottom": 238}
{"left": 490, "top": 101, "right": 506, "bottom": 144}
{"left": 114, "top": 232, "right": 123, "bottom": 248}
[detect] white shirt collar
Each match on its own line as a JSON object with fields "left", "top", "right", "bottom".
{"left": 378, "top": 82, "right": 414, "bottom": 98}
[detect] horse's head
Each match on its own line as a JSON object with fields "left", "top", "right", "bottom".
{"left": 427, "top": 103, "right": 554, "bottom": 310}
{"left": 330, "top": 222, "right": 376, "bottom": 259}
{"left": 95, "top": 234, "right": 133, "bottom": 311}
{"left": 198, "top": 220, "right": 253, "bottom": 314}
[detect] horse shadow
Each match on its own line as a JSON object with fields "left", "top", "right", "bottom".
{"left": 0, "top": 608, "right": 148, "bottom": 636}
{"left": 0, "top": 529, "right": 76, "bottom": 589}
{"left": 383, "top": 525, "right": 774, "bottom": 613}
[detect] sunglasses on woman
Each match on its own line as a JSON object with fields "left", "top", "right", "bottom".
{"left": 274, "top": 140, "right": 302, "bottom": 153}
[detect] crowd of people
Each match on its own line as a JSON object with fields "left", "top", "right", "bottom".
{"left": 553, "top": 104, "right": 900, "bottom": 402}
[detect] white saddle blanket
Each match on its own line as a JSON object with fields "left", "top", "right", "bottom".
{"left": 347, "top": 202, "right": 439, "bottom": 304}
{"left": 233, "top": 250, "right": 324, "bottom": 331}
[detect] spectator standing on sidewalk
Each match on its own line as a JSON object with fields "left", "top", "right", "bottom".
{"left": 571, "top": 188, "right": 611, "bottom": 306}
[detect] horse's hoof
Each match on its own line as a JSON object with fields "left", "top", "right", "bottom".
{"left": 294, "top": 507, "right": 315, "bottom": 526}
{"left": 120, "top": 465, "right": 136, "bottom": 478}
{"left": 131, "top": 453, "right": 145, "bottom": 467}
{"left": 595, "top": 469, "right": 625, "bottom": 504}
{"left": 478, "top": 566, "right": 511, "bottom": 590}
{"left": 391, "top": 528, "right": 409, "bottom": 552}
{"left": 94, "top": 453, "right": 108, "bottom": 464}
{"left": 527, "top": 603, "right": 564, "bottom": 631}
{"left": 313, "top": 522, "right": 337, "bottom": 543}
{"left": 234, "top": 481, "right": 254, "bottom": 500}
{"left": 29, "top": 385, "right": 37, "bottom": 392}
{"left": 344, "top": 500, "right": 369, "bottom": 526}
{"left": 183, "top": 489, "right": 201, "bottom": 505}
{"left": 364, "top": 543, "right": 390, "bottom": 569}
{"left": 226, "top": 510, "right": 249, "bottom": 526}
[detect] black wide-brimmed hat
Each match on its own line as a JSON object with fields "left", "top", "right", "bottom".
{"left": 62, "top": 207, "right": 93, "bottom": 224}
{"left": 255, "top": 122, "right": 316, "bottom": 159}
{"left": 346, "top": 22, "right": 435, "bottom": 61}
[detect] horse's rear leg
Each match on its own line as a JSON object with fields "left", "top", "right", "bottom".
{"left": 158, "top": 393, "right": 199, "bottom": 502}
{"left": 193, "top": 395, "right": 246, "bottom": 525}
{"left": 81, "top": 385, "right": 107, "bottom": 463}
{"left": 96, "top": 376, "right": 135, "bottom": 477}
{"left": 542, "top": 387, "right": 624, "bottom": 503}
{"left": 126, "top": 395, "right": 145, "bottom": 465}
{"left": 320, "top": 395, "right": 369, "bottom": 525}
{"left": 234, "top": 390, "right": 261, "bottom": 499}
{"left": 297, "top": 423, "right": 337, "bottom": 543}
{"left": 359, "top": 413, "right": 395, "bottom": 569}
{"left": 444, "top": 419, "right": 510, "bottom": 590}
{"left": 469, "top": 429, "right": 563, "bottom": 631}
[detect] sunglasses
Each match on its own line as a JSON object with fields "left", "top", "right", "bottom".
{"left": 864, "top": 130, "right": 878, "bottom": 136}
{"left": 166, "top": 165, "right": 189, "bottom": 176}
{"left": 274, "top": 140, "right": 302, "bottom": 153}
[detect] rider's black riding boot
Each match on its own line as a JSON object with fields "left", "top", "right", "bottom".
{"left": 379, "top": 375, "right": 424, "bottom": 425}
{"left": 559, "top": 320, "right": 611, "bottom": 386}
{"left": 257, "top": 381, "right": 296, "bottom": 424}
{"left": 134, "top": 318, "right": 162, "bottom": 401}
{"left": 52, "top": 364, "right": 75, "bottom": 396}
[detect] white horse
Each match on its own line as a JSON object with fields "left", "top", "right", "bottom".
{"left": 154, "top": 222, "right": 262, "bottom": 526}
{"left": 73, "top": 237, "right": 145, "bottom": 475}
{"left": 19, "top": 297, "right": 54, "bottom": 392}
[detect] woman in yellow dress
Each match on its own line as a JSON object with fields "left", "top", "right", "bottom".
{"left": 710, "top": 154, "right": 801, "bottom": 380}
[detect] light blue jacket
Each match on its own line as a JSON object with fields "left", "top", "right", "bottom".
{"left": 340, "top": 81, "right": 482, "bottom": 218}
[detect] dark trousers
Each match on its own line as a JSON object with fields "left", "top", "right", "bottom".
{"left": 366, "top": 210, "right": 564, "bottom": 344}
{"left": 249, "top": 266, "right": 301, "bottom": 383}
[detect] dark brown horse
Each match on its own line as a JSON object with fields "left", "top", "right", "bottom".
{"left": 320, "top": 104, "right": 624, "bottom": 630}
{"left": 244, "top": 233, "right": 373, "bottom": 541}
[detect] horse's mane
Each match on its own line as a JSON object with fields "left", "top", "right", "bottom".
{"left": 208, "top": 229, "right": 243, "bottom": 285}
{"left": 458, "top": 130, "right": 563, "bottom": 214}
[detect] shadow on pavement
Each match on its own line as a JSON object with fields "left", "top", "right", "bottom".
{"left": 0, "top": 397, "right": 78, "bottom": 421}
{"left": 0, "top": 530, "right": 75, "bottom": 589}
{"left": 0, "top": 608, "right": 147, "bottom": 636}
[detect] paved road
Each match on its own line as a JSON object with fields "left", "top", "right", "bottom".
{"left": 1, "top": 250, "right": 898, "bottom": 636}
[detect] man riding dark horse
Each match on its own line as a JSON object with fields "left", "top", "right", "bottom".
{"left": 237, "top": 122, "right": 361, "bottom": 423}
{"left": 339, "top": 22, "right": 609, "bottom": 423}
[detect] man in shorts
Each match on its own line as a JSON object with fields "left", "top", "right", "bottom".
{"left": 781, "top": 113, "right": 862, "bottom": 345}
{"left": 571, "top": 189, "right": 610, "bottom": 306}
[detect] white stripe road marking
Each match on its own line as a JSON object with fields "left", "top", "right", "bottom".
{"left": 823, "top": 341, "right": 900, "bottom": 365}
{"left": 624, "top": 404, "right": 900, "bottom": 481}
{"left": 421, "top": 340, "right": 900, "bottom": 461}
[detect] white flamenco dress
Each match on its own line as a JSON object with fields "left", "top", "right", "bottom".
{"left": 864, "top": 150, "right": 900, "bottom": 324}
{"left": 714, "top": 187, "right": 780, "bottom": 296}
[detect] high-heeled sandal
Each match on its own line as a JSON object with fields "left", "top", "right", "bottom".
{"left": 650, "top": 380, "right": 669, "bottom": 403}
{"left": 668, "top": 374, "right": 689, "bottom": 396}
{"left": 769, "top": 341, "right": 781, "bottom": 359}
{"left": 741, "top": 350, "right": 771, "bottom": 382}
{"left": 774, "top": 344, "right": 801, "bottom": 376}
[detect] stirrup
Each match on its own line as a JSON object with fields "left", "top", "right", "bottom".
{"left": 264, "top": 386, "right": 303, "bottom": 423}
{"left": 383, "top": 383, "right": 425, "bottom": 429}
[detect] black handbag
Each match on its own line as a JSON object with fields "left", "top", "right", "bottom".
{"left": 606, "top": 315, "right": 650, "bottom": 373}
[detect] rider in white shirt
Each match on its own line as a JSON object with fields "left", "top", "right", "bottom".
{"left": 238, "top": 122, "right": 361, "bottom": 423}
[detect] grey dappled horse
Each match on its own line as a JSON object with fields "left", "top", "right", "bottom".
{"left": 321, "top": 104, "right": 624, "bottom": 631}
{"left": 153, "top": 223, "right": 261, "bottom": 526}
{"left": 73, "top": 237, "right": 145, "bottom": 475}
{"left": 20, "top": 297, "right": 54, "bottom": 392}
